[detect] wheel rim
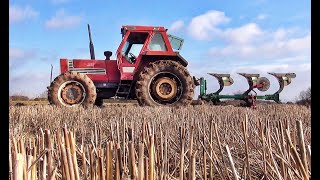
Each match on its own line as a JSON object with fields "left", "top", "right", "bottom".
{"left": 57, "top": 80, "right": 86, "bottom": 107}
{"left": 148, "top": 72, "right": 183, "bottom": 105}
{"left": 154, "top": 77, "right": 177, "bottom": 100}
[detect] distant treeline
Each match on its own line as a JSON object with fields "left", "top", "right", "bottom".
{"left": 295, "top": 87, "right": 311, "bottom": 106}
{"left": 9, "top": 95, "right": 47, "bottom": 101}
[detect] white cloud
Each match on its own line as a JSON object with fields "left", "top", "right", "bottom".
{"left": 223, "top": 23, "right": 263, "bottom": 44}
{"left": 169, "top": 20, "right": 184, "bottom": 32}
{"left": 186, "top": 19, "right": 310, "bottom": 102}
{"left": 188, "top": 10, "right": 230, "bottom": 40}
{"left": 257, "top": 14, "right": 268, "bottom": 20}
{"left": 9, "top": 5, "right": 39, "bottom": 23}
{"left": 182, "top": 10, "right": 310, "bottom": 101}
{"left": 273, "top": 28, "right": 288, "bottom": 40}
{"left": 9, "top": 48, "right": 37, "bottom": 69}
{"left": 209, "top": 32, "right": 310, "bottom": 60}
{"left": 9, "top": 48, "right": 36, "bottom": 61}
{"left": 10, "top": 48, "right": 25, "bottom": 60}
{"left": 45, "top": 10, "right": 82, "bottom": 29}
{"left": 286, "top": 34, "right": 310, "bottom": 51}
{"left": 271, "top": 28, "right": 300, "bottom": 41}
{"left": 51, "top": 0, "right": 70, "bottom": 5}
{"left": 10, "top": 72, "right": 50, "bottom": 98}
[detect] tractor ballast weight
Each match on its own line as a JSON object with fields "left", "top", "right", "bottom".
{"left": 197, "top": 73, "right": 296, "bottom": 108}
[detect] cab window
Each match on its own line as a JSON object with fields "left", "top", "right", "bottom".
{"left": 121, "top": 32, "right": 148, "bottom": 63}
{"left": 148, "top": 32, "right": 167, "bottom": 51}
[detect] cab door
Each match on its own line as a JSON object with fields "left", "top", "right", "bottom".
{"left": 116, "top": 31, "right": 149, "bottom": 80}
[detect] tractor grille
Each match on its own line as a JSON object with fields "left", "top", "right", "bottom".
{"left": 68, "top": 60, "right": 74, "bottom": 69}
{"left": 69, "top": 68, "right": 106, "bottom": 75}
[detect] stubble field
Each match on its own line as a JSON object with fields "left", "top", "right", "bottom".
{"left": 9, "top": 104, "right": 311, "bottom": 179}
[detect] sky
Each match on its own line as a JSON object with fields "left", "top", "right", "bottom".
{"left": 9, "top": 0, "right": 310, "bottom": 102}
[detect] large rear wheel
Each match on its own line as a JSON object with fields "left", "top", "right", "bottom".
{"left": 48, "top": 71, "right": 97, "bottom": 107}
{"left": 135, "top": 60, "right": 194, "bottom": 106}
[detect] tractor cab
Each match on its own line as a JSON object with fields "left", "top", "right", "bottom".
{"left": 116, "top": 25, "right": 188, "bottom": 80}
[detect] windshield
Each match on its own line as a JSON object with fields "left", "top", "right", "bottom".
{"left": 168, "top": 34, "right": 184, "bottom": 50}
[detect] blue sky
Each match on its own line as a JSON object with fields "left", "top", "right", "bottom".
{"left": 9, "top": 0, "right": 310, "bottom": 102}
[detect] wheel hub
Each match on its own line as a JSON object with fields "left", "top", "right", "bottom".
{"left": 153, "top": 77, "right": 177, "bottom": 101}
{"left": 58, "top": 81, "right": 86, "bottom": 106}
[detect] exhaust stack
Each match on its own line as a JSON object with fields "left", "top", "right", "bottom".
{"left": 87, "top": 24, "right": 96, "bottom": 60}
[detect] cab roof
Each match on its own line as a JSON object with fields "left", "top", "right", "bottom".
{"left": 121, "top": 25, "right": 167, "bottom": 32}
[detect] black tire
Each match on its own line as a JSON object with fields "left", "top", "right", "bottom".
{"left": 135, "top": 60, "right": 195, "bottom": 106}
{"left": 94, "top": 98, "right": 104, "bottom": 107}
{"left": 48, "top": 71, "right": 96, "bottom": 107}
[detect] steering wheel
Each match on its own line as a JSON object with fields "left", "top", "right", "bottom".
{"left": 128, "top": 52, "right": 136, "bottom": 63}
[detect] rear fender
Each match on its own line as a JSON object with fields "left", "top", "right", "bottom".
{"left": 140, "top": 53, "right": 188, "bottom": 66}
{"left": 133, "top": 54, "right": 188, "bottom": 80}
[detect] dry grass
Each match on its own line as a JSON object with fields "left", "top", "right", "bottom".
{"left": 9, "top": 104, "right": 311, "bottom": 179}
{"left": 9, "top": 99, "right": 139, "bottom": 106}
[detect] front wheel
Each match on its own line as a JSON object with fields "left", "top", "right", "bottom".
{"left": 135, "top": 60, "right": 195, "bottom": 106}
{"left": 48, "top": 71, "right": 97, "bottom": 107}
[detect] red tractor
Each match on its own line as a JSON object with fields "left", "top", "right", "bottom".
{"left": 48, "top": 25, "right": 195, "bottom": 107}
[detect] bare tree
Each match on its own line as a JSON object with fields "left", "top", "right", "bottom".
{"left": 33, "top": 90, "right": 48, "bottom": 101}
{"left": 296, "top": 87, "right": 311, "bottom": 106}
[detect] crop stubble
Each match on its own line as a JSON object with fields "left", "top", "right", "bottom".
{"left": 9, "top": 104, "right": 311, "bottom": 179}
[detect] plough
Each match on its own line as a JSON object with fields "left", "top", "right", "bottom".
{"left": 196, "top": 73, "right": 296, "bottom": 108}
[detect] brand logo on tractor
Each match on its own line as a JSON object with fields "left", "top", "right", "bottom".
{"left": 87, "top": 63, "right": 95, "bottom": 67}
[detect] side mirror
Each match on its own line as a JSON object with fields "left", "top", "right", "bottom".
{"left": 104, "top": 51, "right": 112, "bottom": 60}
